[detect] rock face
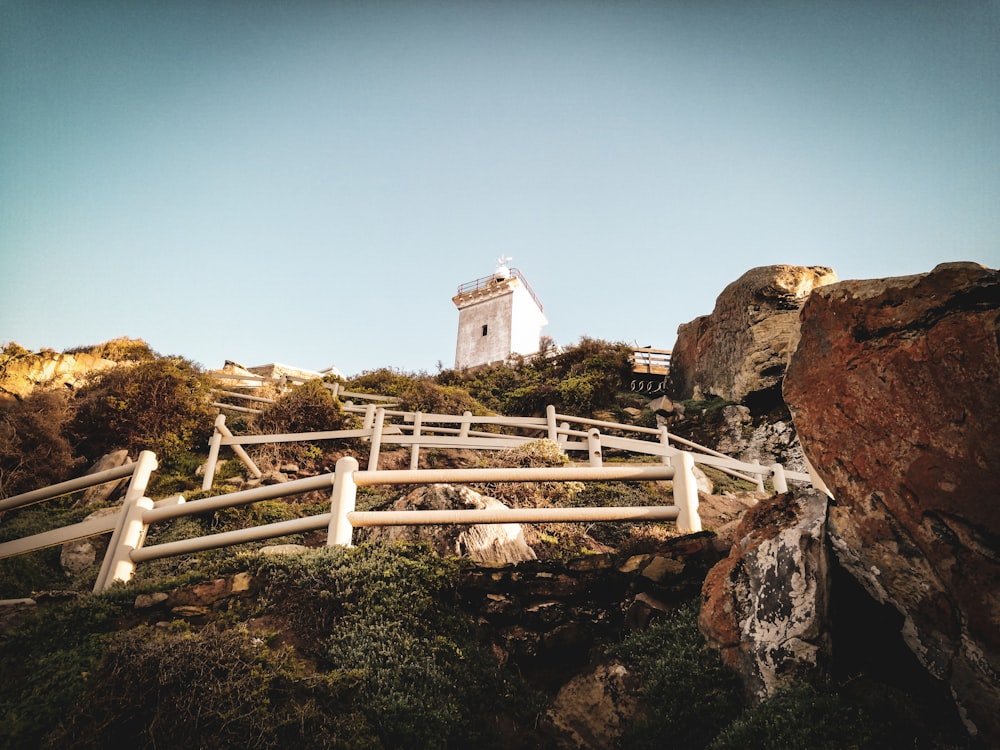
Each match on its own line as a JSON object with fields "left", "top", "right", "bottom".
{"left": 713, "top": 404, "right": 808, "bottom": 473}
{"left": 0, "top": 348, "right": 116, "bottom": 399}
{"left": 699, "top": 489, "right": 831, "bottom": 699}
{"left": 783, "top": 262, "right": 1000, "bottom": 741}
{"left": 364, "top": 484, "right": 538, "bottom": 564}
{"left": 671, "top": 265, "right": 837, "bottom": 407}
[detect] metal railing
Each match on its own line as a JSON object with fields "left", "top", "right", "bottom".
{"left": 0, "top": 379, "right": 816, "bottom": 596}
{"left": 454, "top": 267, "right": 544, "bottom": 312}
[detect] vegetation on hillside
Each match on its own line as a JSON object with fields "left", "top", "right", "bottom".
{"left": 437, "top": 337, "right": 638, "bottom": 417}
{"left": 0, "top": 337, "right": 976, "bottom": 749}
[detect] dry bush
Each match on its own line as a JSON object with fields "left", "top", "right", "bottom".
{"left": 472, "top": 439, "right": 581, "bottom": 508}
{"left": 246, "top": 381, "right": 358, "bottom": 469}
{"left": 70, "top": 357, "right": 215, "bottom": 465}
{"left": 0, "top": 389, "right": 81, "bottom": 498}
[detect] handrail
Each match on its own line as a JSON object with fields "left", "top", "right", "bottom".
{"left": 0, "top": 461, "right": 139, "bottom": 512}
{"left": 201, "top": 401, "right": 810, "bottom": 492}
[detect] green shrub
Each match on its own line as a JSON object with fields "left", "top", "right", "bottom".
{"left": 248, "top": 543, "right": 541, "bottom": 747}
{"left": 48, "top": 626, "right": 378, "bottom": 749}
{"left": 438, "top": 337, "right": 635, "bottom": 416}
{"left": 0, "top": 594, "right": 127, "bottom": 750}
{"left": 348, "top": 368, "right": 490, "bottom": 415}
{"left": 64, "top": 337, "right": 157, "bottom": 363}
{"left": 247, "top": 380, "right": 356, "bottom": 467}
{"left": 613, "top": 599, "right": 744, "bottom": 749}
{"left": 707, "top": 680, "right": 887, "bottom": 750}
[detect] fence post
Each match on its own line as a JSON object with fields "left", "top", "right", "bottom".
{"left": 659, "top": 427, "right": 671, "bottom": 466}
{"left": 558, "top": 422, "right": 570, "bottom": 449}
{"left": 673, "top": 451, "right": 702, "bottom": 534}
{"left": 771, "top": 464, "right": 788, "bottom": 494}
{"left": 363, "top": 404, "right": 376, "bottom": 429}
{"left": 587, "top": 428, "right": 603, "bottom": 467}
{"left": 93, "top": 450, "right": 158, "bottom": 592}
{"left": 328, "top": 456, "right": 359, "bottom": 547}
{"left": 546, "top": 405, "right": 558, "bottom": 443}
{"left": 410, "top": 411, "right": 423, "bottom": 470}
{"left": 368, "top": 407, "right": 385, "bottom": 471}
{"left": 217, "top": 420, "right": 262, "bottom": 480}
{"left": 752, "top": 459, "right": 766, "bottom": 493}
{"left": 203, "top": 414, "right": 226, "bottom": 490}
{"left": 459, "top": 411, "right": 472, "bottom": 439}
{"left": 96, "top": 495, "right": 154, "bottom": 592}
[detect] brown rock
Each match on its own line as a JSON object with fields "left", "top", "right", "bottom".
{"left": 671, "top": 265, "right": 837, "bottom": 406}
{"left": 59, "top": 506, "right": 119, "bottom": 575}
{"left": 0, "top": 348, "right": 116, "bottom": 399}
{"left": 783, "top": 261, "right": 1000, "bottom": 741}
{"left": 699, "top": 489, "right": 831, "bottom": 699}
{"left": 544, "top": 660, "right": 640, "bottom": 749}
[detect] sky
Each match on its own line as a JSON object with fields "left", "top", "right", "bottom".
{"left": 2, "top": 0, "right": 998, "bottom": 376}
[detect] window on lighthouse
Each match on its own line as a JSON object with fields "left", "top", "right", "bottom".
{"left": 482, "top": 325, "right": 488, "bottom": 336}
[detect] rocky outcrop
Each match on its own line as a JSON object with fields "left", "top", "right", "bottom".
{"left": 671, "top": 265, "right": 837, "bottom": 408}
{"left": 713, "top": 404, "right": 808, "bottom": 473}
{"left": 699, "top": 489, "right": 831, "bottom": 699}
{"left": 0, "top": 348, "right": 116, "bottom": 399}
{"left": 364, "top": 484, "right": 538, "bottom": 564}
{"left": 783, "top": 261, "right": 1000, "bottom": 742}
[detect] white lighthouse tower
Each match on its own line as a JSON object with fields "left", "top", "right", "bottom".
{"left": 452, "top": 258, "right": 548, "bottom": 369}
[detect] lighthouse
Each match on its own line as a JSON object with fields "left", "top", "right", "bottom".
{"left": 452, "top": 258, "right": 548, "bottom": 369}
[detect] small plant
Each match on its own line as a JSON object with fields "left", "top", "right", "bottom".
{"left": 247, "top": 380, "right": 355, "bottom": 468}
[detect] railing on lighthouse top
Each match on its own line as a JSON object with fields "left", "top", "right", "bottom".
{"left": 455, "top": 258, "right": 544, "bottom": 312}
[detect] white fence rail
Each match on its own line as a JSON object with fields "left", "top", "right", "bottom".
{"left": 0, "top": 451, "right": 163, "bottom": 592}
{"left": 2, "top": 451, "right": 704, "bottom": 592}
{"left": 0, "top": 379, "right": 816, "bottom": 594}
{"left": 202, "top": 401, "right": 811, "bottom": 494}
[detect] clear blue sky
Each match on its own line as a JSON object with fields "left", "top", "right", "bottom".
{"left": 2, "top": 1, "right": 998, "bottom": 376}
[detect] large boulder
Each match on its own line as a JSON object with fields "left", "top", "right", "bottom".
{"left": 543, "top": 660, "right": 640, "bottom": 749}
{"left": 365, "top": 484, "right": 538, "bottom": 564}
{"left": 699, "top": 489, "right": 831, "bottom": 699}
{"left": 783, "top": 261, "right": 1000, "bottom": 742}
{"left": 76, "top": 450, "right": 131, "bottom": 506}
{"left": 671, "top": 265, "right": 837, "bottom": 408}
